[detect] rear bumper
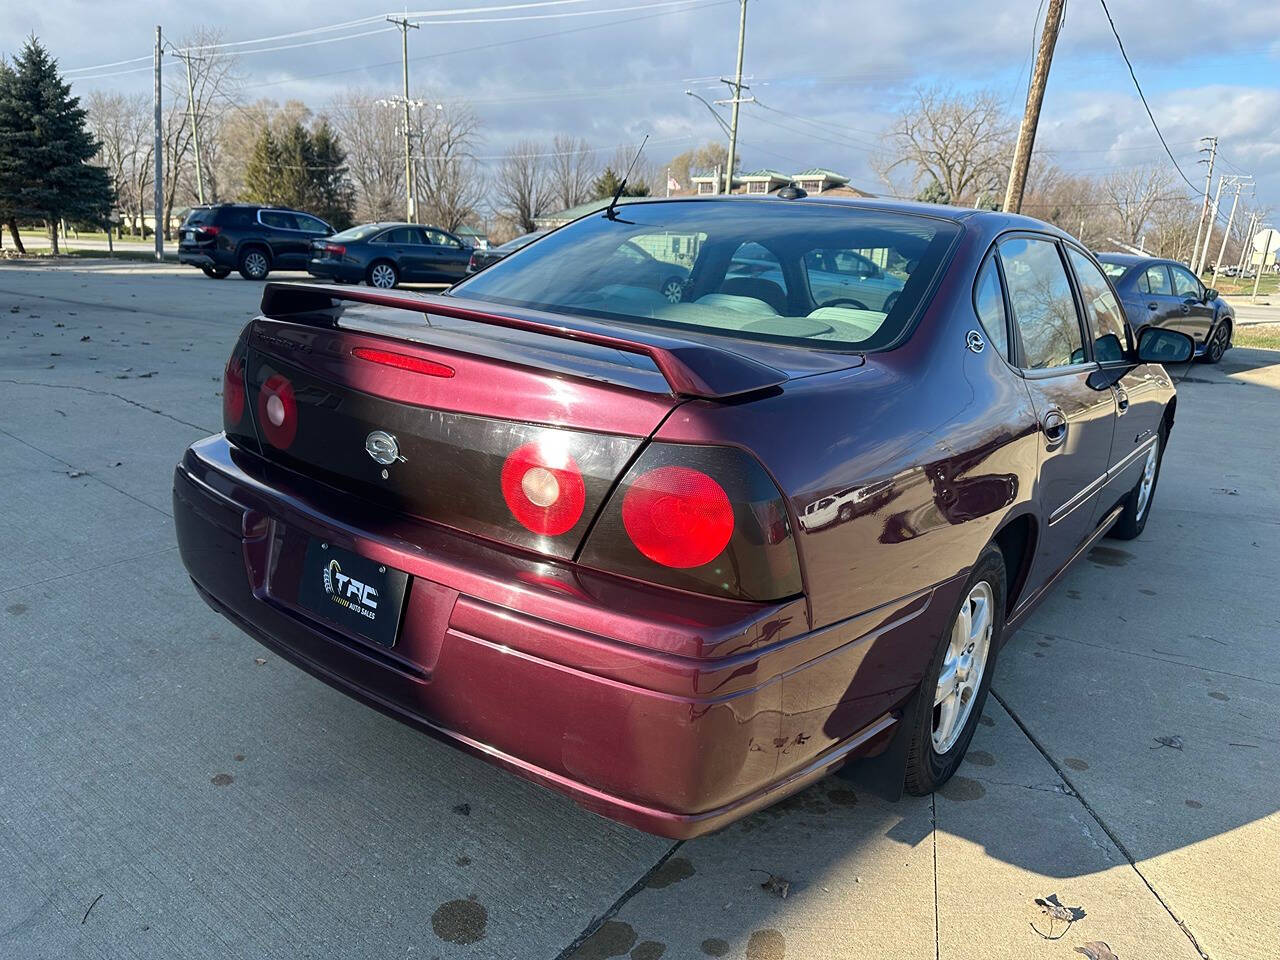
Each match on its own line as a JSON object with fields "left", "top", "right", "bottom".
{"left": 306, "top": 259, "right": 362, "bottom": 283}
{"left": 174, "top": 435, "right": 955, "bottom": 837}
{"left": 178, "top": 251, "right": 217, "bottom": 269}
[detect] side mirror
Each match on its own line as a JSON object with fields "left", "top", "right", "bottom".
{"left": 1136, "top": 326, "right": 1194, "bottom": 364}
{"left": 1203, "top": 288, "right": 1219, "bottom": 302}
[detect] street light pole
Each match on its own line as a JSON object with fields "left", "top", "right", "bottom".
{"left": 387, "top": 15, "right": 420, "bottom": 223}
{"left": 153, "top": 25, "right": 164, "bottom": 261}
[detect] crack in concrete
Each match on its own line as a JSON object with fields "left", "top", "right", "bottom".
{"left": 991, "top": 688, "right": 1213, "bottom": 960}
{"left": 0, "top": 378, "right": 214, "bottom": 433}
{"left": 965, "top": 775, "right": 1075, "bottom": 797}
{"left": 1022, "top": 627, "right": 1280, "bottom": 689}
{"left": 931, "top": 792, "right": 940, "bottom": 960}
{"left": 0, "top": 425, "right": 172, "bottom": 520}
{"left": 553, "top": 842, "right": 683, "bottom": 960}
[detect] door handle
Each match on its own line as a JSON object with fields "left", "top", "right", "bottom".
{"left": 1041, "top": 409, "right": 1068, "bottom": 446}
{"left": 1180, "top": 302, "right": 1191, "bottom": 314}
{"left": 1114, "top": 386, "right": 1129, "bottom": 415}
{"left": 1147, "top": 302, "right": 1159, "bottom": 310}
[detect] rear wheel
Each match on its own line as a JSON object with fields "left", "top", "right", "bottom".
{"left": 660, "top": 276, "right": 685, "bottom": 302}
{"left": 904, "top": 544, "right": 1005, "bottom": 795}
{"left": 1203, "top": 321, "right": 1230, "bottom": 364}
{"left": 1108, "top": 426, "right": 1165, "bottom": 540}
{"left": 238, "top": 247, "right": 270, "bottom": 281}
{"left": 367, "top": 261, "right": 399, "bottom": 289}
{"left": 201, "top": 265, "right": 230, "bottom": 279}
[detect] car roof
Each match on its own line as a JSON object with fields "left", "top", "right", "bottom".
{"left": 572, "top": 194, "right": 1076, "bottom": 242}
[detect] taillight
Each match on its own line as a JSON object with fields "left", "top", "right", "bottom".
{"left": 468, "top": 253, "right": 479, "bottom": 270}
{"left": 579, "top": 443, "right": 802, "bottom": 601}
{"left": 222, "top": 353, "right": 245, "bottom": 427}
{"left": 351, "top": 346, "right": 454, "bottom": 378}
{"left": 199, "top": 224, "right": 220, "bottom": 237}
{"left": 325, "top": 243, "right": 346, "bottom": 257}
{"left": 257, "top": 373, "right": 297, "bottom": 449}
{"left": 501, "top": 441, "right": 586, "bottom": 536}
{"left": 621, "top": 466, "right": 734, "bottom": 568}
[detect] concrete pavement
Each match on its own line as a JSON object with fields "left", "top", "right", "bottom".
{"left": 2, "top": 260, "right": 1276, "bottom": 959}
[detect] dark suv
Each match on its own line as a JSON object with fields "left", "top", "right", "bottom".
{"left": 178, "top": 204, "right": 333, "bottom": 280}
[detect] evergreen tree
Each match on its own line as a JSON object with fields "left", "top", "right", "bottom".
{"left": 309, "top": 120, "right": 353, "bottom": 230}
{"left": 241, "top": 128, "right": 284, "bottom": 205}
{"left": 590, "top": 166, "right": 650, "bottom": 201}
{"left": 915, "top": 179, "right": 950, "bottom": 206}
{"left": 0, "top": 38, "right": 113, "bottom": 253}
{"left": 239, "top": 120, "right": 353, "bottom": 229}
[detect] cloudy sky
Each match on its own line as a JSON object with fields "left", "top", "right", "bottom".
{"left": 5, "top": 0, "right": 1278, "bottom": 213}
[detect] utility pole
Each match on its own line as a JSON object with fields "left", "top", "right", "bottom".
{"left": 1237, "top": 213, "right": 1258, "bottom": 275}
{"left": 1004, "top": 0, "right": 1066, "bottom": 213}
{"left": 387, "top": 15, "right": 420, "bottom": 223}
{"left": 1190, "top": 136, "right": 1217, "bottom": 272}
{"left": 153, "top": 25, "right": 164, "bottom": 261}
{"left": 1195, "top": 175, "right": 1226, "bottom": 276}
{"left": 1252, "top": 227, "right": 1274, "bottom": 303}
{"left": 717, "top": 0, "right": 750, "bottom": 195}
{"left": 1210, "top": 176, "right": 1249, "bottom": 289}
{"left": 172, "top": 49, "right": 207, "bottom": 204}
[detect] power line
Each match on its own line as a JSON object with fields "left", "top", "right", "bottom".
{"left": 1095, "top": 0, "right": 1199, "bottom": 195}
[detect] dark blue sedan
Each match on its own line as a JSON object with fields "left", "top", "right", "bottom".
{"left": 1096, "top": 253, "right": 1235, "bottom": 363}
{"left": 307, "top": 223, "right": 474, "bottom": 288}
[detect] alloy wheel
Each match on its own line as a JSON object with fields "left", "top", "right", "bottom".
{"left": 1135, "top": 435, "right": 1160, "bottom": 522}
{"left": 243, "top": 251, "right": 268, "bottom": 279}
{"left": 1208, "top": 325, "right": 1228, "bottom": 362}
{"left": 932, "top": 580, "right": 994, "bottom": 754}
{"left": 370, "top": 264, "right": 397, "bottom": 289}
{"left": 661, "top": 279, "right": 684, "bottom": 302}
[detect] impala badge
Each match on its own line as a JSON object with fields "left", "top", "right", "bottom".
{"left": 365, "top": 430, "right": 406, "bottom": 466}
{"left": 966, "top": 330, "right": 985, "bottom": 353}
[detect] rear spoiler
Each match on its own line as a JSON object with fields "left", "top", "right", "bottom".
{"left": 259, "top": 282, "right": 789, "bottom": 401}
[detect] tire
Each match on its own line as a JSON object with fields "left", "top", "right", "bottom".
{"left": 883, "top": 292, "right": 900, "bottom": 314}
{"left": 367, "top": 260, "right": 399, "bottom": 289}
{"left": 904, "top": 543, "right": 1005, "bottom": 796}
{"left": 1202, "top": 320, "right": 1230, "bottom": 364}
{"left": 201, "top": 265, "right": 230, "bottom": 279}
{"left": 1108, "top": 423, "right": 1166, "bottom": 540}
{"left": 837, "top": 503, "right": 854, "bottom": 524}
{"left": 237, "top": 247, "right": 270, "bottom": 281}
{"left": 659, "top": 276, "right": 685, "bottom": 303}
{"left": 823, "top": 297, "right": 869, "bottom": 311}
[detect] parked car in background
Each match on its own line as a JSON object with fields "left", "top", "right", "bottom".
{"left": 307, "top": 223, "right": 474, "bottom": 288}
{"left": 1096, "top": 253, "right": 1235, "bottom": 363}
{"left": 179, "top": 204, "right": 333, "bottom": 281}
{"left": 727, "top": 243, "right": 906, "bottom": 313}
{"left": 467, "top": 230, "right": 549, "bottom": 273}
{"left": 176, "top": 197, "right": 1194, "bottom": 839}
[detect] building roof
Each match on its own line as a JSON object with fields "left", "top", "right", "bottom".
{"left": 792, "top": 168, "right": 851, "bottom": 183}
{"left": 739, "top": 168, "right": 793, "bottom": 182}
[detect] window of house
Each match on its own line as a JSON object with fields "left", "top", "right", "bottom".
{"left": 998, "top": 236, "right": 1087, "bottom": 369}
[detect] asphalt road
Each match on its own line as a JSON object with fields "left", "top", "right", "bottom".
{"left": 2, "top": 260, "right": 1276, "bottom": 960}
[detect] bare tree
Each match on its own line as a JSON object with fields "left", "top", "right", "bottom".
{"left": 874, "top": 86, "right": 1014, "bottom": 204}
{"left": 1102, "top": 165, "right": 1175, "bottom": 245}
{"left": 328, "top": 91, "right": 404, "bottom": 223}
{"left": 549, "top": 135, "right": 596, "bottom": 210}
{"left": 161, "top": 27, "right": 242, "bottom": 237}
{"left": 495, "top": 140, "right": 552, "bottom": 233}
{"left": 1146, "top": 199, "right": 1202, "bottom": 262}
{"left": 664, "top": 141, "right": 737, "bottom": 191}
{"left": 85, "top": 90, "right": 153, "bottom": 235}
{"left": 415, "top": 101, "right": 484, "bottom": 231}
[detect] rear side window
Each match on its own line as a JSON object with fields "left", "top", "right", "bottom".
{"left": 259, "top": 210, "right": 298, "bottom": 230}
{"left": 1067, "top": 248, "right": 1129, "bottom": 363}
{"left": 295, "top": 214, "right": 331, "bottom": 234}
{"left": 1170, "top": 265, "right": 1201, "bottom": 299}
{"left": 998, "top": 236, "right": 1086, "bottom": 370}
{"left": 424, "top": 229, "right": 461, "bottom": 248}
{"left": 1141, "top": 265, "right": 1171, "bottom": 296}
{"left": 973, "top": 256, "right": 1009, "bottom": 359}
{"left": 377, "top": 227, "right": 418, "bottom": 244}
{"left": 184, "top": 207, "right": 215, "bottom": 226}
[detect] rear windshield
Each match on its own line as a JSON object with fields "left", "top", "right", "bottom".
{"left": 330, "top": 223, "right": 388, "bottom": 242}
{"left": 498, "top": 231, "right": 547, "bottom": 252}
{"left": 1099, "top": 261, "right": 1128, "bottom": 280}
{"left": 184, "top": 207, "right": 216, "bottom": 226}
{"left": 449, "top": 199, "right": 960, "bottom": 351}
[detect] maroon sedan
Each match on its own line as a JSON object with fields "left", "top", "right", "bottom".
{"left": 174, "top": 197, "right": 1193, "bottom": 838}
